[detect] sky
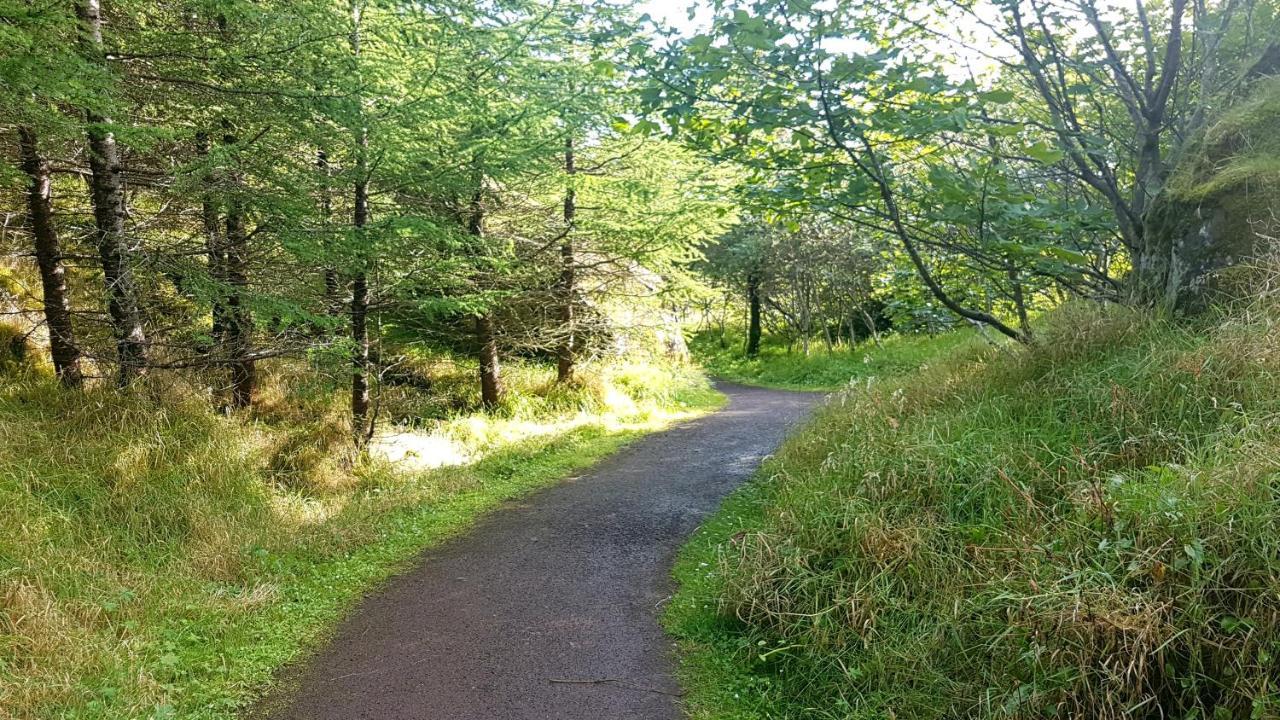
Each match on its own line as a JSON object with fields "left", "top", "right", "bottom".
{"left": 632, "top": 0, "right": 1012, "bottom": 80}
{"left": 634, "top": 0, "right": 713, "bottom": 36}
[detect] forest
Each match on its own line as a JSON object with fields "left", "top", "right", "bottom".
{"left": 2, "top": 0, "right": 1279, "bottom": 718}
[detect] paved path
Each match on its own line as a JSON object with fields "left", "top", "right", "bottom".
{"left": 258, "top": 383, "right": 820, "bottom": 720}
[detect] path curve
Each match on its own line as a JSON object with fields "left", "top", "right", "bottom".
{"left": 258, "top": 383, "right": 820, "bottom": 720}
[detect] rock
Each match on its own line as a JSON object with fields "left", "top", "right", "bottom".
{"left": 1141, "top": 78, "right": 1280, "bottom": 311}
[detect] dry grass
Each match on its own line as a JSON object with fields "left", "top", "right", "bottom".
{"left": 0, "top": 354, "right": 718, "bottom": 719}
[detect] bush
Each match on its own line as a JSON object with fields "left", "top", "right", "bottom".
{"left": 672, "top": 301, "right": 1280, "bottom": 719}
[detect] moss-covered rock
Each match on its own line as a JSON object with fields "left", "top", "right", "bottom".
{"left": 1142, "top": 77, "right": 1280, "bottom": 310}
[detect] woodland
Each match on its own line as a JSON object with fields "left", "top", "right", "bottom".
{"left": 3, "top": 0, "right": 1280, "bottom": 717}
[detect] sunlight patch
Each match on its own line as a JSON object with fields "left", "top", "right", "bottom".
{"left": 371, "top": 431, "right": 471, "bottom": 471}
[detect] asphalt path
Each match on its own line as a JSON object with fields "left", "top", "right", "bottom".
{"left": 258, "top": 382, "right": 820, "bottom": 720}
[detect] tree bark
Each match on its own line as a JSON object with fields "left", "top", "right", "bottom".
{"left": 79, "top": 0, "right": 148, "bottom": 385}
{"left": 1009, "top": 268, "right": 1032, "bottom": 341}
{"left": 221, "top": 123, "right": 255, "bottom": 410}
{"left": 476, "top": 314, "right": 502, "bottom": 409}
{"left": 556, "top": 135, "right": 576, "bottom": 383}
{"left": 467, "top": 193, "right": 502, "bottom": 409}
{"left": 18, "top": 127, "right": 83, "bottom": 388}
{"left": 318, "top": 149, "right": 343, "bottom": 315}
{"left": 746, "top": 268, "right": 762, "bottom": 357}
{"left": 351, "top": 268, "right": 370, "bottom": 434}
{"left": 197, "top": 132, "right": 228, "bottom": 346}
{"left": 350, "top": 2, "right": 371, "bottom": 441}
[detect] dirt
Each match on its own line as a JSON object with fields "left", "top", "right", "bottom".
{"left": 256, "top": 382, "right": 820, "bottom": 719}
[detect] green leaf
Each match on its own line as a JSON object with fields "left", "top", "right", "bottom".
{"left": 979, "top": 89, "right": 1016, "bottom": 104}
{"left": 1025, "top": 141, "right": 1065, "bottom": 165}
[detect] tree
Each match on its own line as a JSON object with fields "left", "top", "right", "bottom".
{"left": 871, "top": 0, "right": 1280, "bottom": 307}
{"left": 644, "top": 2, "right": 1057, "bottom": 341}
{"left": 17, "top": 128, "right": 82, "bottom": 387}
{"left": 4, "top": 2, "right": 89, "bottom": 387}
{"left": 78, "top": 0, "right": 148, "bottom": 384}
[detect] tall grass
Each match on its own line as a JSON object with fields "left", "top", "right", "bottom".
{"left": 669, "top": 300, "right": 1280, "bottom": 719}
{"left": 0, "top": 355, "right": 717, "bottom": 719}
{"left": 690, "top": 328, "right": 976, "bottom": 390}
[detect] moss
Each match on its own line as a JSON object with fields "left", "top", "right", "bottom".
{"left": 1169, "top": 78, "right": 1280, "bottom": 205}
{"left": 0, "top": 322, "right": 35, "bottom": 375}
{"left": 1141, "top": 78, "right": 1280, "bottom": 310}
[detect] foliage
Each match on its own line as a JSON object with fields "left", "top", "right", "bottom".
{"left": 640, "top": 0, "right": 1126, "bottom": 340}
{"left": 670, "top": 298, "right": 1280, "bottom": 719}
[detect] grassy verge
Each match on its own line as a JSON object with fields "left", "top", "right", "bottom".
{"left": 667, "top": 301, "right": 1280, "bottom": 718}
{"left": 689, "top": 328, "right": 974, "bottom": 390}
{"left": 0, "top": 357, "right": 720, "bottom": 720}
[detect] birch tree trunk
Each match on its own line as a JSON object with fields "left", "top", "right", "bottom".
{"left": 79, "top": 0, "right": 148, "bottom": 385}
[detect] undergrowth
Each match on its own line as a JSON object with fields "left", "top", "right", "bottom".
{"left": 0, "top": 355, "right": 718, "bottom": 719}
{"left": 689, "top": 328, "right": 975, "bottom": 390}
{"left": 668, "top": 300, "right": 1280, "bottom": 719}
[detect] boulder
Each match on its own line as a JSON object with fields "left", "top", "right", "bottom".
{"left": 1141, "top": 77, "right": 1280, "bottom": 311}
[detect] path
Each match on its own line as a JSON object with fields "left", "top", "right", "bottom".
{"left": 258, "top": 383, "right": 820, "bottom": 720}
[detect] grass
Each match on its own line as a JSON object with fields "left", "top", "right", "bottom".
{"left": 667, "top": 299, "right": 1280, "bottom": 719}
{"left": 0, "top": 354, "right": 721, "bottom": 720}
{"left": 689, "top": 328, "right": 975, "bottom": 390}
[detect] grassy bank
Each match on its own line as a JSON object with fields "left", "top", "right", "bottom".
{"left": 689, "top": 328, "right": 974, "bottom": 390}
{"left": 668, "top": 301, "right": 1280, "bottom": 718}
{"left": 0, "top": 357, "right": 719, "bottom": 720}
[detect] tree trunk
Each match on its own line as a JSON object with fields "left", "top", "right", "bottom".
{"left": 79, "top": 0, "right": 148, "bottom": 385}
{"left": 18, "top": 127, "right": 83, "bottom": 388}
{"left": 222, "top": 169, "right": 255, "bottom": 408}
{"left": 466, "top": 193, "right": 502, "bottom": 408}
{"left": 350, "top": 175, "right": 370, "bottom": 437}
{"left": 1009, "top": 268, "right": 1032, "bottom": 341}
{"left": 223, "top": 212, "right": 255, "bottom": 409}
{"left": 318, "top": 149, "right": 342, "bottom": 315}
{"left": 351, "top": 269, "right": 370, "bottom": 435}
{"left": 860, "top": 308, "right": 882, "bottom": 347}
{"left": 197, "top": 132, "right": 227, "bottom": 346}
{"left": 556, "top": 135, "right": 576, "bottom": 383}
{"left": 349, "top": 0, "right": 372, "bottom": 443}
{"left": 746, "top": 269, "right": 762, "bottom": 357}
{"left": 799, "top": 283, "right": 811, "bottom": 357}
{"left": 476, "top": 314, "right": 502, "bottom": 409}
{"left": 214, "top": 123, "right": 256, "bottom": 409}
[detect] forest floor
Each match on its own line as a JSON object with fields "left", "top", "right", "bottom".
{"left": 252, "top": 383, "right": 819, "bottom": 720}
{"left": 0, "top": 357, "right": 719, "bottom": 719}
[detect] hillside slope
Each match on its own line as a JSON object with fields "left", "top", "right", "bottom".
{"left": 669, "top": 301, "right": 1280, "bottom": 719}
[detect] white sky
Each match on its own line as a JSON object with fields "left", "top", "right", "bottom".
{"left": 632, "top": 0, "right": 1012, "bottom": 80}
{"left": 635, "top": 0, "right": 714, "bottom": 36}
